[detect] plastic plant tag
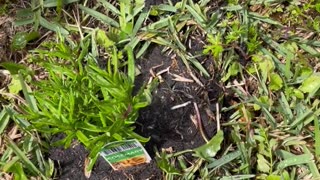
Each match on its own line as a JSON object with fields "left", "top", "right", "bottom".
{"left": 100, "top": 139, "right": 151, "bottom": 170}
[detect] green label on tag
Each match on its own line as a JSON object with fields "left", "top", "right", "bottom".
{"left": 100, "top": 139, "right": 151, "bottom": 170}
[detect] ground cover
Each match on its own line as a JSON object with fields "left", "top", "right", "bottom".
{"left": 0, "top": 0, "right": 320, "bottom": 179}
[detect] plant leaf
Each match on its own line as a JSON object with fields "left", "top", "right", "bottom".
{"left": 8, "top": 75, "right": 22, "bottom": 94}
{"left": 39, "top": 17, "right": 69, "bottom": 35}
{"left": 0, "top": 62, "right": 31, "bottom": 75}
{"left": 79, "top": 5, "right": 119, "bottom": 28}
{"left": 194, "top": 130, "right": 224, "bottom": 159}
{"left": 0, "top": 109, "right": 10, "bottom": 135}
{"left": 207, "top": 150, "right": 241, "bottom": 169}
{"left": 257, "top": 154, "right": 270, "bottom": 173}
{"left": 277, "top": 153, "right": 313, "bottom": 170}
{"left": 269, "top": 73, "right": 283, "bottom": 91}
{"left": 299, "top": 73, "right": 320, "bottom": 97}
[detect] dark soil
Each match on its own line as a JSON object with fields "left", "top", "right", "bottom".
{"left": 49, "top": 45, "right": 222, "bottom": 179}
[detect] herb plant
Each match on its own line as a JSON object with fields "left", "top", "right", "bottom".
{"left": 20, "top": 34, "right": 156, "bottom": 172}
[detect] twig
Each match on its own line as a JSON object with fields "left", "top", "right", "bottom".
{"left": 149, "top": 63, "right": 164, "bottom": 77}
{"left": 193, "top": 102, "right": 209, "bottom": 143}
{"left": 149, "top": 63, "right": 164, "bottom": 83}
{"left": 225, "top": 80, "right": 245, "bottom": 88}
{"left": 171, "top": 101, "right": 191, "bottom": 110}
{"left": 156, "top": 66, "right": 170, "bottom": 76}
{"left": 216, "top": 103, "right": 220, "bottom": 131}
{"left": 189, "top": 71, "right": 204, "bottom": 87}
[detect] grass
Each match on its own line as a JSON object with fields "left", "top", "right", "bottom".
{"left": 1, "top": 0, "right": 320, "bottom": 179}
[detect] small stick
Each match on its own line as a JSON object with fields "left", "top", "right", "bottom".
{"left": 171, "top": 101, "right": 192, "bottom": 110}
{"left": 149, "top": 63, "right": 164, "bottom": 82}
{"left": 193, "top": 102, "right": 209, "bottom": 143}
{"left": 225, "top": 81, "right": 245, "bottom": 88}
{"left": 149, "top": 63, "right": 163, "bottom": 77}
{"left": 216, "top": 103, "right": 220, "bottom": 131}
{"left": 156, "top": 66, "right": 170, "bottom": 76}
{"left": 189, "top": 71, "right": 204, "bottom": 87}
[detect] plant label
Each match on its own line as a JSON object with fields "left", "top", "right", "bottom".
{"left": 100, "top": 139, "right": 151, "bottom": 170}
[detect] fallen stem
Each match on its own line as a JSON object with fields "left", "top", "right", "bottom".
{"left": 193, "top": 102, "right": 209, "bottom": 143}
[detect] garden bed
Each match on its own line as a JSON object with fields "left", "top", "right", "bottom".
{"left": 1, "top": 0, "right": 320, "bottom": 179}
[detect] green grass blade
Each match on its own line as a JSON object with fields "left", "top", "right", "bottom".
{"left": 299, "top": 44, "right": 320, "bottom": 57}
{"left": 39, "top": 17, "right": 69, "bottom": 35}
{"left": 129, "top": 4, "right": 145, "bottom": 22}
{"left": 126, "top": 37, "right": 140, "bottom": 50}
{"left": 16, "top": 8, "right": 33, "bottom": 18}
{"left": 151, "top": 37, "right": 174, "bottom": 47}
{"left": 5, "top": 107, "right": 30, "bottom": 129}
{"left": 76, "top": 130, "right": 90, "bottom": 147}
{"left": 79, "top": 5, "right": 119, "bottom": 28}
{"left": 290, "top": 109, "right": 313, "bottom": 129}
{"left": 220, "top": 175, "right": 255, "bottom": 180}
{"left": 2, "top": 156, "right": 20, "bottom": 172}
{"left": 207, "top": 150, "right": 241, "bottom": 169}
{"left": 277, "top": 153, "right": 313, "bottom": 170}
{"left": 14, "top": 18, "right": 34, "bottom": 26}
{"left": 18, "top": 73, "right": 38, "bottom": 112}
{"left": 291, "top": 38, "right": 320, "bottom": 47}
{"left": 261, "top": 35, "right": 294, "bottom": 79}
{"left": 157, "top": 4, "right": 177, "bottom": 13}
{"left": 279, "top": 92, "right": 293, "bottom": 125}
{"left": 145, "top": 17, "right": 170, "bottom": 30}
{"left": 185, "top": 5, "right": 206, "bottom": 26}
{"left": 302, "top": 145, "right": 320, "bottom": 178}
{"left": 199, "top": 0, "right": 211, "bottom": 7}
{"left": 248, "top": 12, "right": 282, "bottom": 26}
{"left": 186, "top": 55, "right": 210, "bottom": 77}
{"left": 0, "top": 108, "right": 10, "bottom": 135}
{"left": 136, "top": 41, "right": 151, "bottom": 59}
{"left": 126, "top": 46, "right": 135, "bottom": 83}
{"left": 221, "top": 5, "right": 243, "bottom": 11}
{"left": 5, "top": 136, "right": 46, "bottom": 179}
{"left": 168, "top": 17, "right": 186, "bottom": 51}
{"left": 98, "top": 0, "right": 120, "bottom": 15}
{"left": 111, "top": 46, "right": 119, "bottom": 73}
{"left": 1, "top": 148, "right": 13, "bottom": 162}
{"left": 132, "top": 10, "right": 148, "bottom": 37}
{"left": 314, "top": 116, "right": 320, "bottom": 157}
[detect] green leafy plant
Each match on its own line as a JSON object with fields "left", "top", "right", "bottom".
{"left": 20, "top": 34, "right": 157, "bottom": 172}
